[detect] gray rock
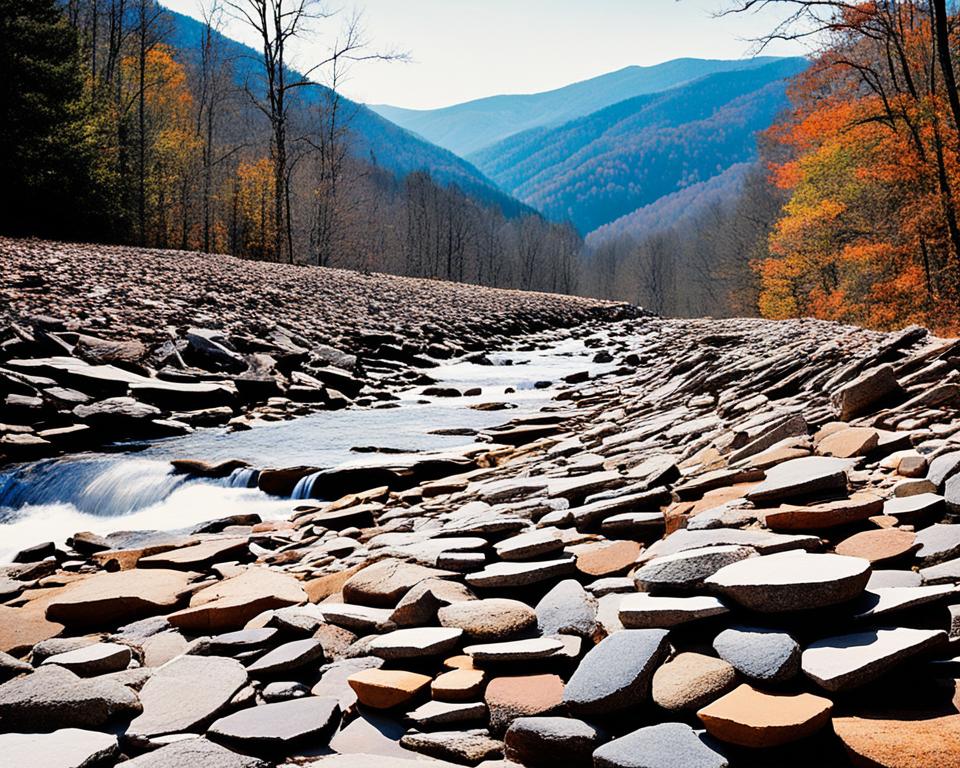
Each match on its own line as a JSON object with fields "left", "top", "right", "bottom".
{"left": 493, "top": 529, "right": 565, "bottom": 561}
{"left": 832, "top": 364, "right": 900, "bottom": 421}
{"left": 194, "top": 628, "right": 278, "bottom": 656}
{"left": 464, "top": 638, "right": 564, "bottom": 663}
{"left": 926, "top": 450, "right": 960, "bottom": 491}
{"left": 121, "top": 738, "right": 268, "bottom": 768}
{"left": 406, "top": 700, "right": 487, "bottom": 728}
{"left": 1, "top": 728, "right": 118, "bottom": 768}
{"left": 945, "top": 475, "right": 960, "bottom": 514}
{"left": 920, "top": 556, "right": 960, "bottom": 584}
{"left": 127, "top": 655, "right": 247, "bottom": 738}
{"left": 0, "top": 665, "right": 141, "bottom": 729}
{"left": 42, "top": 642, "right": 131, "bottom": 676}
{"left": 883, "top": 493, "right": 945, "bottom": 523}
{"left": 914, "top": 523, "right": 960, "bottom": 566}
{"left": 867, "top": 569, "right": 922, "bottom": 588}
{"left": 0, "top": 651, "right": 32, "bottom": 682}
{"left": 801, "top": 627, "right": 947, "bottom": 691}
{"left": 705, "top": 552, "right": 870, "bottom": 612}
{"left": 368, "top": 627, "right": 462, "bottom": 659}
{"left": 208, "top": 696, "right": 341, "bottom": 754}
{"left": 437, "top": 599, "right": 535, "bottom": 641}
{"left": 639, "top": 528, "right": 819, "bottom": 563}
{"left": 504, "top": 716, "right": 601, "bottom": 767}
{"left": 593, "top": 722, "right": 728, "bottom": 768}
{"left": 535, "top": 580, "right": 597, "bottom": 638}
{"left": 261, "top": 681, "right": 310, "bottom": 702}
{"left": 465, "top": 558, "right": 575, "bottom": 589}
{"left": 851, "top": 585, "right": 956, "bottom": 621}
{"left": 310, "top": 656, "right": 383, "bottom": 710}
{"left": 634, "top": 545, "right": 755, "bottom": 592}
{"left": 564, "top": 629, "right": 669, "bottom": 715}
{"left": 619, "top": 594, "right": 729, "bottom": 628}
{"left": 745, "top": 457, "right": 852, "bottom": 504}
{"left": 713, "top": 627, "right": 800, "bottom": 682}
{"left": 400, "top": 729, "right": 502, "bottom": 764}
{"left": 246, "top": 638, "right": 325, "bottom": 677}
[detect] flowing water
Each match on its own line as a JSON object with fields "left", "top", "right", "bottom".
{"left": 0, "top": 338, "right": 613, "bottom": 562}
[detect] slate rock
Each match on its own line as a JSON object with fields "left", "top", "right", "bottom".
{"left": 246, "top": 638, "right": 325, "bottom": 677}
{"left": 0, "top": 664, "right": 141, "bottom": 729}
{"left": 464, "top": 637, "right": 564, "bottom": 663}
{"left": 342, "top": 559, "right": 454, "bottom": 607}
{"left": 651, "top": 652, "right": 738, "bottom": 712}
{"left": 1, "top": 728, "right": 118, "bottom": 768}
{"left": 42, "top": 642, "right": 132, "bottom": 676}
{"left": 563, "top": 629, "right": 669, "bottom": 715}
{"left": 347, "top": 668, "right": 431, "bottom": 709}
{"left": 926, "top": 450, "right": 960, "bottom": 491}
{"left": 713, "top": 626, "right": 800, "bottom": 683}
{"left": 437, "top": 599, "right": 535, "bottom": 641}
{"left": 407, "top": 700, "right": 487, "bottom": 728}
{"left": 465, "top": 558, "right": 575, "bottom": 589}
{"left": 121, "top": 738, "right": 268, "bottom": 768}
{"left": 919, "top": 556, "right": 960, "bottom": 585}
{"left": 914, "top": 523, "right": 960, "bottom": 566}
{"left": 835, "top": 529, "right": 917, "bottom": 564}
{"left": 208, "top": 696, "right": 341, "bottom": 754}
{"left": 504, "top": 716, "right": 601, "bottom": 767}
{"left": 368, "top": 627, "right": 463, "bottom": 659}
{"left": 867, "top": 569, "right": 922, "bottom": 588}
{"left": 535, "top": 580, "right": 597, "bottom": 638}
{"left": 432, "top": 668, "right": 486, "bottom": 702}
{"left": 883, "top": 493, "right": 945, "bottom": 524}
{"left": 745, "top": 457, "right": 852, "bottom": 504}
{"left": 832, "top": 364, "right": 900, "bottom": 421}
{"left": 593, "top": 722, "right": 728, "bottom": 768}
{"left": 619, "top": 594, "right": 729, "bottom": 628}
{"left": 400, "top": 729, "right": 503, "bottom": 764}
{"left": 0, "top": 651, "right": 32, "bottom": 682}
{"left": 634, "top": 545, "right": 755, "bottom": 593}
{"left": 851, "top": 585, "right": 956, "bottom": 621}
{"left": 390, "top": 579, "right": 475, "bottom": 626}
{"left": 705, "top": 552, "right": 871, "bottom": 612}
{"left": 763, "top": 494, "right": 883, "bottom": 531}
{"left": 485, "top": 674, "right": 565, "bottom": 734}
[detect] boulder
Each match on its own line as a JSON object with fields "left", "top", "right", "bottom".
{"left": 342, "top": 559, "right": 454, "bottom": 607}
{"left": 651, "top": 652, "right": 738, "bottom": 712}
{"left": 832, "top": 364, "right": 901, "bottom": 420}
{"left": 712, "top": 627, "right": 800, "bottom": 683}
{"left": 504, "top": 716, "right": 601, "bottom": 767}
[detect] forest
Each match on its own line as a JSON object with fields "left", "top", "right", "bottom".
{"left": 0, "top": 0, "right": 580, "bottom": 293}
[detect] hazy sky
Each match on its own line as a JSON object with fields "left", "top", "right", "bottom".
{"left": 163, "top": 0, "right": 806, "bottom": 110}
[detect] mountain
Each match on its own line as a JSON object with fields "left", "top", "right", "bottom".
{"left": 467, "top": 58, "right": 808, "bottom": 234}
{"left": 370, "top": 57, "right": 790, "bottom": 157}
{"left": 163, "top": 6, "right": 527, "bottom": 216}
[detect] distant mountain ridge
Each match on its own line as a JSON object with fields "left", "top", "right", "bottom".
{"left": 467, "top": 57, "right": 808, "bottom": 235}
{"left": 370, "top": 57, "right": 791, "bottom": 157}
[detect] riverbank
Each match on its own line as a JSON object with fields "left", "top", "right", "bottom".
{"left": 0, "top": 238, "right": 637, "bottom": 463}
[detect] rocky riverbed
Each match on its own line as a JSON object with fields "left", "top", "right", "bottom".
{"left": 2, "top": 240, "right": 960, "bottom": 768}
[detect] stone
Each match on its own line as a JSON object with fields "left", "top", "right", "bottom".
{"left": 311, "top": 657, "right": 383, "bottom": 709}
{"left": 368, "top": 627, "right": 463, "bottom": 659}
{"left": 852, "top": 585, "right": 956, "bottom": 620}
{"left": 619, "top": 594, "right": 729, "bottom": 628}
{"left": 833, "top": 713, "right": 960, "bottom": 768}
{"left": 745, "top": 457, "right": 852, "bottom": 504}
{"left": 390, "top": 579, "right": 475, "bottom": 626}
{"left": 141, "top": 631, "right": 189, "bottom": 667}
{"left": 342, "top": 559, "right": 454, "bottom": 607}
{"left": 0, "top": 665, "right": 141, "bottom": 729}
{"left": 920, "top": 556, "right": 960, "bottom": 584}
{"left": 835, "top": 529, "right": 917, "bottom": 564}
{"left": 318, "top": 603, "right": 396, "bottom": 633}
{"left": 914, "top": 523, "right": 960, "bottom": 566}
{"left": 138, "top": 538, "right": 250, "bottom": 570}
{"left": 432, "top": 668, "right": 486, "bottom": 702}
{"left": 883, "top": 493, "right": 945, "bottom": 523}
{"left": 697, "top": 684, "right": 832, "bottom": 748}
{"left": 832, "top": 364, "right": 900, "bottom": 421}
{"left": 535, "top": 580, "right": 597, "bottom": 638}
{"left": 0, "top": 651, "right": 32, "bottom": 682}
{"left": 42, "top": 642, "right": 132, "bottom": 676}
{"left": 208, "top": 696, "right": 341, "bottom": 754}
{"left": 705, "top": 552, "right": 871, "bottom": 612}
{"left": 485, "top": 674, "right": 564, "bottom": 734}
{"left": 464, "top": 637, "right": 564, "bottom": 663}
{"left": 438, "top": 599, "right": 536, "bottom": 641}
{"left": 1, "top": 728, "right": 118, "bottom": 768}
{"left": 127, "top": 655, "right": 247, "bottom": 738}
{"left": 45, "top": 569, "right": 195, "bottom": 627}
{"left": 638, "top": 528, "right": 819, "bottom": 563}
{"left": 465, "top": 558, "right": 575, "bottom": 589}
{"left": 573, "top": 540, "right": 641, "bottom": 577}
{"left": 593, "top": 722, "right": 729, "bottom": 768}
{"left": 400, "top": 729, "right": 503, "bottom": 764}
{"left": 241, "top": 636, "right": 319, "bottom": 675}
{"left": 634, "top": 545, "right": 755, "bottom": 592}
{"left": 802, "top": 627, "right": 947, "bottom": 691}
{"left": 504, "top": 716, "right": 601, "bottom": 767}
{"left": 347, "top": 668, "right": 431, "bottom": 709}
{"left": 926, "top": 450, "right": 960, "bottom": 490}
{"left": 493, "top": 529, "right": 565, "bottom": 560}
{"left": 195, "top": 627, "right": 278, "bottom": 655}
{"left": 167, "top": 568, "right": 306, "bottom": 632}
{"left": 817, "top": 427, "right": 879, "bottom": 458}
{"left": 563, "top": 629, "right": 669, "bottom": 715}
{"left": 407, "top": 700, "right": 487, "bottom": 728}
{"left": 713, "top": 627, "right": 800, "bottom": 683}
{"left": 763, "top": 493, "right": 884, "bottom": 531}
{"left": 651, "top": 652, "right": 737, "bottom": 712}
{"left": 868, "top": 569, "right": 922, "bottom": 588}
{"left": 120, "top": 738, "right": 268, "bottom": 768}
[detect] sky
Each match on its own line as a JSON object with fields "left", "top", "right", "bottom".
{"left": 162, "top": 0, "right": 807, "bottom": 110}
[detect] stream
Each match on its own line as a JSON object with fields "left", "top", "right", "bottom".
{"left": 0, "top": 337, "right": 613, "bottom": 562}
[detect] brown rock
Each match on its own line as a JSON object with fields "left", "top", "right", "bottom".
{"left": 342, "top": 559, "right": 453, "bottom": 608}
{"left": 485, "top": 674, "right": 564, "bottom": 734}
{"left": 697, "top": 683, "right": 832, "bottom": 747}
{"left": 347, "top": 668, "right": 431, "bottom": 709}
{"left": 574, "top": 540, "right": 641, "bottom": 577}
{"left": 437, "top": 599, "right": 536, "bottom": 641}
{"left": 834, "top": 714, "right": 960, "bottom": 768}
{"left": 304, "top": 564, "right": 365, "bottom": 604}
{"left": 137, "top": 538, "right": 250, "bottom": 570}
{"left": 432, "top": 669, "right": 486, "bottom": 702}
{"left": 652, "top": 652, "right": 737, "bottom": 712}
{"left": 817, "top": 427, "right": 879, "bottom": 458}
{"left": 0, "top": 603, "right": 64, "bottom": 656}
{"left": 835, "top": 529, "right": 918, "bottom": 564}
{"left": 763, "top": 493, "right": 884, "bottom": 532}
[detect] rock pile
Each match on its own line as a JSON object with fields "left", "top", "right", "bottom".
{"left": 1, "top": 263, "right": 960, "bottom": 765}
{"left": 0, "top": 238, "right": 635, "bottom": 461}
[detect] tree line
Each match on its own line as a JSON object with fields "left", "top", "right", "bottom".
{"left": 0, "top": 0, "right": 582, "bottom": 294}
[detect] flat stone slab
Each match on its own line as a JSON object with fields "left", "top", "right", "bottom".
{"left": 41, "top": 642, "right": 131, "bottom": 676}
{"left": 634, "top": 545, "right": 755, "bottom": 592}
{"left": 920, "top": 556, "right": 960, "bottom": 585}
{"left": 368, "top": 627, "right": 463, "bottom": 659}
{"left": 697, "top": 683, "right": 832, "bottom": 747}
{"left": 883, "top": 493, "right": 944, "bottom": 523}
{"left": 574, "top": 540, "right": 641, "bottom": 577}
{"left": 493, "top": 529, "right": 565, "bottom": 561}
{"left": 464, "top": 637, "right": 564, "bottom": 663}
{"left": 432, "top": 668, "right": 485, "bottom": 702}
{"left": 652, "top": 652, "right": 737, "bottom": 712}
{"left": 817, "top": 427, "right": 879, "bottom": 458}
{"left": 318, "top": 603, "right": 396, "bottom": 633}
{"left": 1, "top": 728, "right": 118, "bottom": 768}
{"left": 465, "top": 558, "right": 575, "bottom": 588}
{"left": 619, "top": 594, "right": 729, "bottom": 628}
{"left": 505, "top": 715, "right": 601, "bottom": 766}
{"left": 746, "top": 457, "right": 853, "bottom": 504}
{"left": 342, "top": 559, "right": 454, "bottom": 607}
{"left": 0, "top": 665, "right": 141, "bottom": 730}
{"left": 713, "top": 627, "right": 800, "bottom": 683}
{"left": 639, "top": 528, "right": 819, "bottom": 563}
{"left": 438, "top": 599, "right": 535, "bottom": 641}
{"left": 535, "top": 580, "right": 597, "bottom": 638}
{"left": 593, "top": 722, "right": 728, "bottom": 768}
{"left": 485, "top": 674, "right": 565, "bottom": 734}
{"left": 705, "top": 552, "right": 871, "bottom": 612}
{"left": 868, "top": 569, "right": 922, "bottom": 588}
{"left": 564, "top": 629, "right": 669, "bottom": 716}
{"left": 121, "top": 738, "right": 268, "bottom": 768}
{"left": 208, "top": 696, "right": 341, "bottom": 754}
{"left": 138, "top": 538, "right": 250, "bottom": 570}
{"left": 914, "top": 523, "right": 960, "bottom": 566}
{"left": 407, "top": 700, "right": 487, "bottom": 728}
{"left": 801, "top": 627, "right": 947, "bottom": 691}
{"left": 127, "top": 655, "right": 248, "bottom": 737}
{"left": 852, "top": 585, "right": 957, "bottom": 620}
{"left": 833, "top": 713, "right": 960, "bottom": 768}
{"left": 45, "top": 568, "right": 196, "bottom": 627}
{"left": 246, "top": 638, "right": 325, "bottom": 677}
{"left": 400, "top": 728, "right": 503, "bottom": 764}
{"left": 0, "top": 603, "right": 65, "bottom": 656}
{"left": 763, "top": 493, "right": 883, "bottom": 531}
{"left": 347, "top": 668, "right": 431, "bottom": 709}
{"left": 835, "top": 529, "right": 917, "bottom": 564}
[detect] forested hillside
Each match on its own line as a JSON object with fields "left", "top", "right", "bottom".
{"left": 470, "top": 58, "right": 807, "bottom": 235}
{"left": 372, "top": 57, "right": 788, "bottom": 157}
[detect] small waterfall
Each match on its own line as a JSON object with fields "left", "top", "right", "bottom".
{"left": 290, "top": 471, "right": 322, "bottom": 500}
{"left": 222, "top": 467, "right": 258, "bottom": 489}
